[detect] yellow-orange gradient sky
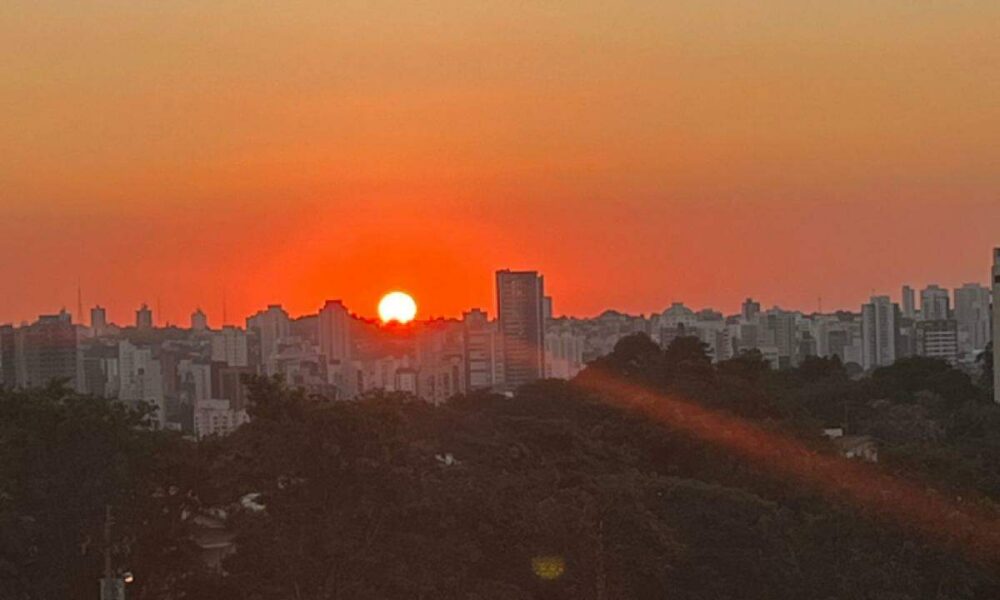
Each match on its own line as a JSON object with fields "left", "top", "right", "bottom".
{"left": 2, "top": 1, "right": 999, "bottom": 325}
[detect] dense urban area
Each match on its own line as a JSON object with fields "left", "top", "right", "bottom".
{"left": 2, "top": 250, "right": 1000, "bottom": 598}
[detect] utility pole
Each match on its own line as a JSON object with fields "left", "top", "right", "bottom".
{"left": 100, "top": 504, "right": 125, "bottom": 600}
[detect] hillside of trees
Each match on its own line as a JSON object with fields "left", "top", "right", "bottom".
{"left": 2, "top": 335, "right": 1000, "bottom": 599}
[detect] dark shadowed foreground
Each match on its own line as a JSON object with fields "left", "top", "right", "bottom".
{"left": 2, "top": 336, "right": 1000, "bottom": 599}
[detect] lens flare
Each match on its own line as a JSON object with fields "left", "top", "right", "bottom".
{"left": 531, "top": 556, "right": 566, "bottom": 580}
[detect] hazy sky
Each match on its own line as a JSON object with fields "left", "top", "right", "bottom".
{"left": 2, "top": 1, "right": 999, "bottom": 325}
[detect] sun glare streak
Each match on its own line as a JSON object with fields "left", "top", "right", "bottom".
{"left": 573, "top": 371, "right": 1000, "bottom": 568}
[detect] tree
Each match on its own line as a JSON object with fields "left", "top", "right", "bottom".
{"left": 0, "top": 384, "right": 204, "bottom": 599}
{"left": 977, "top": 342, "right": 994, "bottom": 394}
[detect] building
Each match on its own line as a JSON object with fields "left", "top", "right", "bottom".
{"left": 901, "top": 285, "right": 916, "bottom": 319}
{"left": 953, "top": 283, "right": 991, "bottom": 357}
{"left": 246, "top": 305, "right": 291, "bottom": 374}
{"left": 191, "top": 308, "right": 209, "bottom": 332}
{"left": 760, "top": 309, "right": 798, "bottom": 368}
{"left": 920, "top": 285, "right": 950, "bottom": 321}
{"left": 136, "top": 303, "right": 153, "bottom": 329}
{"left": 211, "top": 326, "right": 249, "bottom": 367}
{"left": 463, "top": 309, "right": 501, "bottom": 391}
{"left": 91, "top": 306, "right": 108, "bottom": 335}
{"left": 993, "top": 248, "right": 1000, "bottom": 404}
{"left": 496, "top": 270, "right": 545, "bottom": 390}
{"left": 861, "top": 296, "right": 899, "bottom": 370}
{"left": 117, "top": 340, "right": 165, "bottom": 426}
{"left": 544, "top": 325, "right": 585, "bottom": 379}
{"left": 318, "top": 300, "right": 351, "bottom": 365}
{"left": 741, "top": 298, "right": 761, "bottom": 321}
{"left": 14, "top": 311, "right": 80, "bottom": 390}
{"left": 915, "top": 320, "right": 959, "bottom": 364}
{"left": 193, "top": 399, "right": 249, "bottom": 439}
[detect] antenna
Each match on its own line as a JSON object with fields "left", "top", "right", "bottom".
{"left": 222, "top": 288, "right": 228, "bottom": 326}
{"left": 77, "top": 279, "right": 84, "bottom": 326}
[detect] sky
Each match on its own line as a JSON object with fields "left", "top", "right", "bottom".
{"left": 2, "top": 1, "right": 999, "bottom": 326}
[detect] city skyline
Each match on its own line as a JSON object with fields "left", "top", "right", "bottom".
{"left": 8, "top": 263, "right": 999, "bottom": 329}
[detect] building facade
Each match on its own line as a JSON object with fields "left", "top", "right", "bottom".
{"left": 861, "top": 296, "right": 898, "bottom": 370}
{"left": 496, "top": 270, "right": 545, "bottom": 390}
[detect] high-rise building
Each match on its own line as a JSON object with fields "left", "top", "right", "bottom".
{"left": 761, "top": 308, "right": 798, "bottom": 368}
{"left": 741, "top": 298, "right": 761, "bottom": 322}
{"left": 954, "top": 283, "right": 991, "bottom": 355}
{"left": 211, "top": 325, "right": 249, "bottom": 367}
{"left": 246, "top": 304, "right": 291, "bottom": 373}
{"left": 14, "top": 311, "right": 80, "bottom": 390}
{"left": 318, "top": 300, "right": 352, "bottom": 364}
{"left": 90, "top": 306, "right": 108, "bottom": 335}
{"left": 136, "top": 303, "right": 153, "bottom": 329}
{"left": 191, "top": 308, "right": 209, "bottom": 332}
{"left": 901, "top": 286, "right": 916, "bottom": 318}
{"left": 916, "top": 320, "right": 959, "bottom": 364}
{"left": 463, "top": 309, "right": 501, "bottom": 391}
{"left": 118, "top": 340, "right": 165, "bottom": 426}
{"left": 920, "top": 285, "right": 950, "bottom": 321}
{"left": 861, "top": 296, "right": 899, "bottom": 370}
{"left": 992, "top": 248, "right": 1000, "bottom": 404}
{"left": 496, "top": 270, "right": 545, "bottom": 390}
{"left": 542, "top": 296, "right": 554, "bottom": 321}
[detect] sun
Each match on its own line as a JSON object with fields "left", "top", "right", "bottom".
{"left": 378, "top": 291, "right": 417, "bottom": 324}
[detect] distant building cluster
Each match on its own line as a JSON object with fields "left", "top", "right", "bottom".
{"left": 1, "top": 249, "right": 998, "bottom": 436}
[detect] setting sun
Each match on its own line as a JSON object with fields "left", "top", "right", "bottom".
{"left": 378, "top": 291, "right": 417, "bottom": 324}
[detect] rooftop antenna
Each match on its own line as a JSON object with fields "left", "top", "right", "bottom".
{"left": 222, "top": 288, "right": 228, "bottom": 326}
{"left": 818, "top": 296, "right": 822, "bottom": 314}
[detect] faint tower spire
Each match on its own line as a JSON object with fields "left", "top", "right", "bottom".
{"left": 77, "top": 280, "right": 84, "bottom": 326}
{"left": 222, "top": 288, "right": 228, "bottom": 326}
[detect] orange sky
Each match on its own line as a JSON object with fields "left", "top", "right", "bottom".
{"left": 2, "top": 1, "right": 999, "bottom": 326}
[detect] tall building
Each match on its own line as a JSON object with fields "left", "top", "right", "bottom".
{"left": 463, "top": 309, "right": 501, "bottom": 390}
{"left": 954, "top": 283, "right": 991, "bottom": 355}
{"left": 542, "top": 296, "right": 554, "bottom": 321}
{"left": 211, "top": 326, "right": 249, "bottom": 367}
{"left": 90, "top": 306, "right": 108, "bottom": 335}
{"left": 14, "top": 311, "right": 80, "bottom": 390}
{"left": 318, "top": 300, "right": 352, "bottom": 364}
{"left": 118, "top": 340, "right": 165, "bottom": 426}
{"left": 861, "top": 296, "right": 899, "bottom": 370}
{"left": 136, "top": 303, "right": 153, "bottom": 329}
{"left": 246, "top": 304, "right": 291, "bottom": 372}
{"left": 741, "top": 298, "right": 761, "bottom": 322}
{"left": 920, "top": 285, "right": 950, "bottom": 321}
{"left": 191, "top": 308, "right": 209, "bottom": 332}
{"left": 993, "top": 247, "right": 1000, "bottom": 404}
{"left": 901, "top": 286, "right": 916, "bottom": 319}
{"left": 496, "top": 270, "right": 545, "bottom": 390}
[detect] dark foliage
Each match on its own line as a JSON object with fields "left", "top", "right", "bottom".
{"left": 4, "top": 344, "right": 1000, "bottom": 599}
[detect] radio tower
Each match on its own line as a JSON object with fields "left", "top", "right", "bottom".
{"left": 77, "top": 280, "right": 84, "bottom": 326}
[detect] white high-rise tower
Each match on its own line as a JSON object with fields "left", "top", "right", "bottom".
{"left": 992, "top": 247, "right": 1000, "bottom": 404}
